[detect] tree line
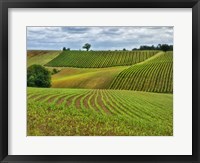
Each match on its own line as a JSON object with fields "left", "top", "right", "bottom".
{"left": 133, "top": 44, "right": 173, "bottom": 52}
{"left": 63, "top": 43, "right": 173, "bottom": 52}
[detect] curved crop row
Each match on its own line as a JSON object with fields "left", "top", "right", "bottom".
{"left": 27, "top": 87, "right": 173, "bottom": 136}
{"left": 28, "top": 87, "right": 172, "bottom": 121}
{"left": 45, "top": 50, "right": 159, "bottom": 68}
{"left": 109, "top": 51, "right": 173, "bottom": 93}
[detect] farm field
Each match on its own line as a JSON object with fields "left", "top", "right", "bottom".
{"left": 46, "top": 50, "right": 159, "bottom": 68}
{"left": 27, "top": 50, "right": 60, "bottom": 67}
{"left": 110, "top": 51, "right": 173, "bottom": 93}
{"left": 27, "top": 87, "right": 173, "bottom": 136}
{"left": 51, "top": 66, "right": 128, "bottom": 89}
{"left": 50, "top": 51, "right": 173, "bottom": 92}
{"left": 27, "top": 50, "right": 173, "bottom": 136}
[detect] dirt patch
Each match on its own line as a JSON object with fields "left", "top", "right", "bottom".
{"left": 47, "top": 95, "right": 59, "bottom": 103}
{"left": 66, "top": 94, "right": 77, "bottom": 107}
{"left": 75, "top": 93, "right": 88, "bottom": 109}
{"left": 56, "top": 95, "right": 67, "bottom": 105}
{"left": 101, "top": 92, "right": 116, "bottom": 115}
{"left": 97, "top": 91, "right": 111, "bottom": 114}
{"left": 89, "top": 91, "right": 100, "bottom": 112}
{"left": 83, "top": 92, "right": 93, "bottom": 109}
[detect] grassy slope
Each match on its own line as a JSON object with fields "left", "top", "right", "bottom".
{"left": 27, "top": 50, "right": 61, "bottom": 67}
{"left": 51, "top": 66, "right": 128, "bottom": 89}
{"left": 46, "top": 50, "right": 159, "bottom": 68}
{"left": 28, "top": 87, "right": 173, "bottom": 136}
{"left": 110, "top": 51, "right": 173, "bottom": 93}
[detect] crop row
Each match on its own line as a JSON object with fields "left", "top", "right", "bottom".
{"left": 28, "top": 87, "right": 172, "bottom": 122}
{"left": 46, "top": 50, "right": 159, "bottom": 68}
{"left": 109, "top": 51, "right": 173, "bottom": 93}
{"left": 27, "top": 87, "right": 173, "bottom": 136}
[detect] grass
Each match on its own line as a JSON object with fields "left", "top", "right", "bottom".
{"left": 27, "top": 87, "right": 173, "bottom": 136}
{"left": 51, "top": 66, "right": 129, "bottom": 89}
{"left": 45, "top": 50, "right": 159, "bottom": 68}
{"left": 27, "top": 50, "right": 61, "bottom": 67}
{"left": 110, "top": 51, "right": 173, "bottom": 93}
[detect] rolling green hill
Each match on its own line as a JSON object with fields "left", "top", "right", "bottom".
{"left": 46, "top": 50, "right": 159, "bottom": 68}
{"left": 28, "top": 87, "right": 173, "bottom": 136}
{"left": 52, "top": 66, "right": 128, "bottom": 89}
{"left": 27, "top": 50, "right": 173, "bottom": 92}
{"left": 27, "top": 50, "right": 60, "bottom": 67}
{"left": 109, "top": 51, "right": 173, "bottom": 93}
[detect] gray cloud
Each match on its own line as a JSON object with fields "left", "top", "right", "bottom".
{"left": 27, "top": 26, "right": 173, "bottom": 50}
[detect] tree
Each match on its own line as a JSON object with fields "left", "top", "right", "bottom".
{"left": 82, "top": 43, "right": 91, "bottom": 51}
{"left": 123, "top": 48, "right": 126, "bottom": 51}
{"left": 169, "top": 45, "right": 173, "bottom": 51}
{"left": 63, "top": 47, "right": 70, "bottom": 51}
{"left": 160, "top": 44, "right": 171, "bottom": 52}
{"left": 27, "top": 64, "right": 51, "bottom": 87}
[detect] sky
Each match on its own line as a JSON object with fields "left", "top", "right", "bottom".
{"left": 27, "top": 26, "right": 173, "bottom": 50}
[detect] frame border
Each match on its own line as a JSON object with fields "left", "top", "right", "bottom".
{"left": 0, "top": 0, "right": 199, "bottom": 162}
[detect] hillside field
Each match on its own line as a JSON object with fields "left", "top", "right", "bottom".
{"left": 27, "top": 50, "right": 60, "bottom": 67}
{"left": 46, "top": 50, "right": 159, "bottom": 68}
{"left": 110, "top": 51, "right": 173, "bottom": 93}
{"left": 50, "top": 51, "right": 173, "bottom": 93}
{"left": 51, "top": 66, "right": 128, "bottom": 89}
{"left": 28, "top": 87, "right": 173, "bottom": 136}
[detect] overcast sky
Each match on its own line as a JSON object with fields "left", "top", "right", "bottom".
{"left": 27, "top": 26, "right": 173, "bottom": 50}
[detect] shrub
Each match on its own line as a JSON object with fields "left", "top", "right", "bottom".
{"left": 27, "top": 64, "right": 51, "bottom": 87}
{"left": 52, "top": 68, "right": 60, "bottom": 75}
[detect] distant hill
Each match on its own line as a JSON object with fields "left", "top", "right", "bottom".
{"left": 45, "top": 50, "right": 159, "bottom": 68}
{"left": 27, "top": 50, "right": 60, "bottom": 67}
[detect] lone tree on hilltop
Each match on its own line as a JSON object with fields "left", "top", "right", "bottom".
{"left": 27, "top": 64, "right": 51, "bottom": 88}
{"left": 82, "top": 43, "right": 91, "bottom": 51}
